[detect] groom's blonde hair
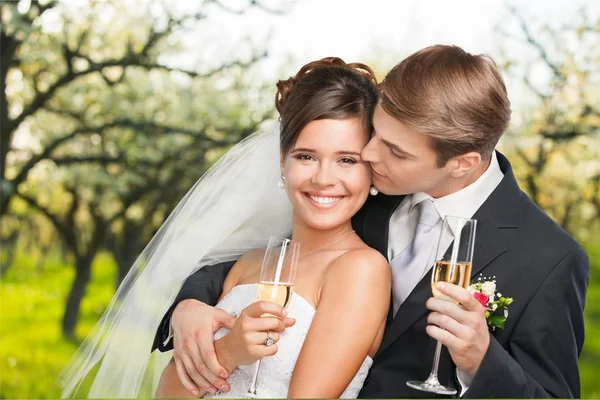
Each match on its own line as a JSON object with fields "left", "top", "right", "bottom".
{"left": 380, "top": 45, "right": 511, "bottom": 167}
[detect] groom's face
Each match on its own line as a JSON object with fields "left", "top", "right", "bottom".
{"left": 362, "top": 104, "right": 454, "bottom": 197}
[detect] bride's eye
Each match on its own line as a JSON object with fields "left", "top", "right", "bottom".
{"left": 339, "top": 157, "right": 357, "bottom": 164}
{"left": 295, "top": 154, "right": 314, "bottom": 161}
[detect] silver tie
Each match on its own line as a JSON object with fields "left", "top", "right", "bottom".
{"left": 390, "top": 199, "right": 441, "bottom": 315}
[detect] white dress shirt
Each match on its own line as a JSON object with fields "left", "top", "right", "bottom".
{"left": 387, "top": 152, "right": 504, "bottom": 395}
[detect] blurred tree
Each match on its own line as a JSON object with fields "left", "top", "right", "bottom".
{"left": 2, "top": 0, "right": 283, "bottom": 338}
{"left": 499, "top": 6, "right": 600, "bottom": 239}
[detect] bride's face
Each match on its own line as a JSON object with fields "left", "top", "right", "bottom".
{"left": 281, "top": 118, "right": 372, "bottom": 231}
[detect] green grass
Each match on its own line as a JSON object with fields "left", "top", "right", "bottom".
{"left": 1, "top": 246, "right": 599, "bottom": 398}
{"left": 0, "top": 252, "right": 116, "bottom": 399}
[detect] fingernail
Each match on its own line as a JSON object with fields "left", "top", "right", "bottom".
{"left": 282, "top": 310, "right": 287, "bottom": 317}
{"left": 436, "top": 282, "right": 446, "bottom": 290}
{"left": 220, "top": 371, "right": 228, "bottom": 378}
{"left": 221, "top": 384, "right": 230, "bottom": 392}
{"left": 191, "top": 390, "right": 198, "bottom": 396}
{"left": 208, "top": 387, "right": 217, "bottom": 394}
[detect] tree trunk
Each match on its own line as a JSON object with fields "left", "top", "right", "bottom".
{"left": 115, "top": 220, "right": 144, "bottom": 286}
{"left": 62, "top": 256, "right": 93, "bottom": 339}
{"left": 35, "top": 243, "right": 52, "bottom": 273}
{"left": 0, "top": 232, "right": 17, "bottom": 277}
{"left": 60, "top": 238, "right": 70, "bottom": 264}
{"left": 0, "top": 31, "right": 16, "bottom": 217}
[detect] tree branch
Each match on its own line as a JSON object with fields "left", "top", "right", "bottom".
{"left": 507, "top": 5, "right": 563, "bottom": 81}
{"left": 53, "top": 155, "right": 124, "bottom": 166}
{"left": 7, "top": 9, "right": 267, "bottom": 141}
{"left": 15, "top": 191, "right": 76, "bottom": 252}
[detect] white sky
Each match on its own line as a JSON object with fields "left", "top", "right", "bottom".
{"left": 39, "top": 0, "right": 599, "bottom": 122}
{"left": 166, "top": 0, "right": 598, "bottom": 117}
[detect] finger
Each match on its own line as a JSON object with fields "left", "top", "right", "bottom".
{"left": 180, "top": 353, "right": 217, "bottom": 395}
{"left": 256, "top": 317, "right": 287, "bottom": 333}
{"left": 282, "top": 316, "right": 296, "bottom": 328}
{"left": 196, "top": 334, "right": 230, "bottom": 382}
{"left": 426, "top": 324, "right": 465, "bottom": 351}
{"left": 426, "top": 297, "right": 472, "bottom": 324}
{"left": 266, "top": 330, "right": 280, "bottom": 344}
{"left": 173, "top": 356, "right": 200, "bottom": 397}
{"left": 215, "top": 308, "right": 237, "bottom": 330}
{"left": 255, "top": 342, "right": 279, "bottom": 358}
{"left": 240, "top": 314, "right": 286, "bottom": 333}
{"left": 179, "top": 335, "right": 212, "bottom": 385}
{"left": 435, "top": 282, "right": 482, "bottom": 311}
{"left": 427, "top": 311, "right": 470, "bottom": 338}
{"left": 244, "top": 301, "right": 286, "bottom": 318}
{"left": 245, "top": 330, "right": 281, "bottom": 346}
{"left": 194, "top": 347, "right": 230, "bottom": 392}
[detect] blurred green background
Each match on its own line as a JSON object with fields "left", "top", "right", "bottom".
{"left": 1, "top": 0, "right": 598, "bottom": 398}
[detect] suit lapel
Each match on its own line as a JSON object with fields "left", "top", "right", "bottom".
{"left": 360, "top": 194, "right": 405, "bottom": 327}
{"left": 362, "top": 193, "right": 405, "bottom": 258}
{"left": 375, "top": 152, "right": 520, "bottom": 357}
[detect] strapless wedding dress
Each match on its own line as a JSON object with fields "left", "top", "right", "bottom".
{"left": 204, "top": 283, "right": 372, "bottom": 398}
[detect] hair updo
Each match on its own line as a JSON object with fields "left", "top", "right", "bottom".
{"left": 275, "top": 57, "right": 379, "bottom": 155}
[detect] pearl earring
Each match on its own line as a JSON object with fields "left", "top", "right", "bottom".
{"left": 369, "top": 186, "right": 379, "bottom": 196}
{"left": 278, "top": 176, "right": 285, "bottom": 189}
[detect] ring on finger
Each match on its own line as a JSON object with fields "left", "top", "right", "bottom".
{"left": 263, "top": 331, "right": 275, "bottom": 347}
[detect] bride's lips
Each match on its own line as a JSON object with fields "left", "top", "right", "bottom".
{"left": 303, "top": 192, "right": 346, "bottom": 209}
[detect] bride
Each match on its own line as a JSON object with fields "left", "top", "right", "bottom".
{"left": 60, "top": 58, "right": 390, "bottom": 398}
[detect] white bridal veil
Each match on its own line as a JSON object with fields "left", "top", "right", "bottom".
{"left": 60, "top": 122, "right": 293, "bottom": 397}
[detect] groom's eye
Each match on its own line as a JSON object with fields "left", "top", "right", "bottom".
{"left": 339, "top": 157, "right": 356, "bottom": 164}
{"left": 295, "top": 154, "right": 314, "bottom": 161}
{"left": 390, "top": 148, "right": 406, "bottom": 159}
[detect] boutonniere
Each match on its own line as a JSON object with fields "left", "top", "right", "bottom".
{"left": 468, "top": 275, "right": 514, "bottom": 331}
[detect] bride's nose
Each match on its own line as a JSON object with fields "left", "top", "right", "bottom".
{"left": 311, "top": 162, "right": 336, "bottom": 187}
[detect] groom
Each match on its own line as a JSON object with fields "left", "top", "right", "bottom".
{"left": 151, "top": 45, "right": 589, "bottom": 397}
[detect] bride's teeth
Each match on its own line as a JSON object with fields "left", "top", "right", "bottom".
{"left": 308, "top": 195, "right": 342, "bottom": 204}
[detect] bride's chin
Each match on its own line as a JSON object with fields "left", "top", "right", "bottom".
{"left": 298, "top": 213, "right": 351, "bottom": 231}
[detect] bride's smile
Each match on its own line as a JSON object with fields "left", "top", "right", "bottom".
{"left": 282, "top": 118, "right": 372, "bottom": 231}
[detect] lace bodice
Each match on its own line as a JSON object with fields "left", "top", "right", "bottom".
{"left": 204, "top": 284, "right": 372, "bottom": 398}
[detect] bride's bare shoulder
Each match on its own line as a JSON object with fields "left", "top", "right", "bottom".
{"left": 324, "top": 247, "right": 390, "bottom": 289}
{"left": 227, "top": 248, "right": 265, "bottom": 284}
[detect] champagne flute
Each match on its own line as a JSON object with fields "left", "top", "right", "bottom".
{"left": 407, "top": 215, "right": 477, "bottom": 395}
{"left": 246, "top": 237, "right": 299, "bottom": 397}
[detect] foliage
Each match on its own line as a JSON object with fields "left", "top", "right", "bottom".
{"left": 1, "top": 0, "right": 280, "bottom": 337}
{"left": 499, "top": 7, "right": 600, "bottom": 241}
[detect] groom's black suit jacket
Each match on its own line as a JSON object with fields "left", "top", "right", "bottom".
{"left": 152, "top": 152, "right": 589, "bottom": 398}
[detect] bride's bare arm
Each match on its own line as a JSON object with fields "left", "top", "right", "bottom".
{"left": 287, "top": 248, "right": 391, "bottom": 398}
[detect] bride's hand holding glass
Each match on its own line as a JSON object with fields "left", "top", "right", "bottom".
{"left": 216, "top": 302, "right": 293, "bottom": 370}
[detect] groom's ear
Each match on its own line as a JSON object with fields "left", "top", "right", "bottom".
{"left": 449, "top": 151, "right": 482, "bottom": 178}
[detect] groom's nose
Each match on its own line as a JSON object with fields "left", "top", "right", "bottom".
{"left": 361, "top": 137, "right": 380, "bottom": 163}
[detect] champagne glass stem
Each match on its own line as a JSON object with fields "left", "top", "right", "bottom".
{"left": 425, "top": 340, "right": 443, "bottom": 385}
{"left": 247, "top": 359, "right": 263, "bottom": 396}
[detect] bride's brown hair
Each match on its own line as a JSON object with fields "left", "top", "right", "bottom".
{"left": 275, "top": 57, "right": 379, "bottom": 155}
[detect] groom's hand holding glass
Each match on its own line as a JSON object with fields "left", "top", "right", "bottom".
{"left": 422, "top": 215, "right": 489, "bottom": 386}
{"left": 426, "top": 281, "right": 490, "bottom": 379}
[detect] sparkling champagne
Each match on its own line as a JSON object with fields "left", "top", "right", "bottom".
{"left": 256, "top": 281, "right": 294, "bottom": 310}
{"left": 431, "top": 261, "right": 472, "bottom": 300}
